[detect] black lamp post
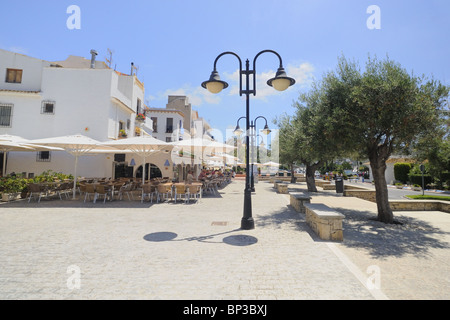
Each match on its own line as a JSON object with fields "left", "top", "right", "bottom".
{"left": 202, "top": 50, "right": 295, "bottom": 230}
{"left": 234, "top": 116, "right": 271, "bottom": 192}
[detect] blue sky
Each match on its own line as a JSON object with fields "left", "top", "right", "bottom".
{"left": 1, "top": 0, "right": 449, "bottom": 142}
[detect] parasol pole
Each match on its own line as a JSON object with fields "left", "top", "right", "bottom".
{"left": 2, "top": 151, "right": 7, "bottom": 177}
{"left": 142, "top": 155, "right": 146, "bottom": 185}
{"left": 72, "top": 155, "right": 78, "bottom": 199}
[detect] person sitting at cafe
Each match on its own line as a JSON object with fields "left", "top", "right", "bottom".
{"left": 186, "top": 170, "right": 195, "bottom": 184}
{"left": 198, "top": 169, "right": 207, "bottom": 181}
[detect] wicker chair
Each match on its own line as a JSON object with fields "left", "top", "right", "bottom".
{"left": 95, "top": 184, "right": 112, "bottom": 203}
{"left": 141, "top": 184, "right": 157, "bottom": 203}
{"left": 157, "top": 184, "right": 173, "bottom": 203}
{"left": 186, "top": 184, "right": 202, "bottom": 204}
{"left": 174, "top": 184, "right": 188, "bottom": 204}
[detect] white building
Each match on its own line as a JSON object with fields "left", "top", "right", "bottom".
{"left": 0, "top": 49, "right": 174, "bottom": 180}
{"left": 147, "top": 108, "right": 184, "bottom": 143}
{"left": 145, "top": 95, "right": 218, "bottom": 181}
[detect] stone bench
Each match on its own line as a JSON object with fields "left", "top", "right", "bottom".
{"left": 304, "top": 203, "right": 344, "bottom": 241}
{"left": 277, "top": 183, "right": 289, "bottom": 194}
{"left": 315, "top": 180, "right": 331, "bottom": 187}
{"left": 273, "top": 180, "right": 283, "bottom": 189}
{"left": 289, "top": 192, "right": 311, "bottom": 213}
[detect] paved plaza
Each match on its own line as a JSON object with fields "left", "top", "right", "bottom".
{"left": 0, "top": 179, "right": 449, "bottom": 300}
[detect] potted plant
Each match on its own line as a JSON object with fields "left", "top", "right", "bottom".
{"left": 1, "top": 177, "right": 27, "bottom": 202}
{"left": 135, "top": 127, "right": 141, "bottom": 136}
{"left": 395, "top": 182, "right": 404, "bottom": 189}
{"left": 412, "top": 184, "right": 422, "bottom": 191}
{"left": 136, "top": 113, "right": 146, "bottom": 122}
{"left": 119, "top": 129, "right": 127, "bottom": 138}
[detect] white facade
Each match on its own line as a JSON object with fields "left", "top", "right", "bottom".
{"left": 147, "top": 108, "right": 184, "bottom": 143}
{"left": 0, "top": 49, "right": 166, "bottom": 179}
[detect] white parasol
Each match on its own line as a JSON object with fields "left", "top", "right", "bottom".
{"left": 27, "top": 134, "right": 109, "bottom": 199}
{"left": 101, "top": 136, "right": 171, "bottom": 185}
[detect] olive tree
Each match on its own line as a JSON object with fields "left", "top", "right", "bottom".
{"left": 321, "top": 55, "right": 448, "bottom": 223}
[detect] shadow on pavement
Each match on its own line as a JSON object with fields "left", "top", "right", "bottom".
{"left": 335, "top": 207, "right": 450, "bottom": 259}
{"left": 143, "top": 229, "right": 258, "bottom": 246}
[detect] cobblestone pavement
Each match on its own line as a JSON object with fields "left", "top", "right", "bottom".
{"left": 0, "top": 179, "right": 448, "bottom": 300}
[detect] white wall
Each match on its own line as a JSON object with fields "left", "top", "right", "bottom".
{"left": 0, "top": 50, "right": 148, "bottom": 178}
{"left": 148, "top": 111, "right": 183, "bottom": 142}
{"left": 0, "top": 49, "right": 50, "bottom": 92}
{"left": 6, "top": 151, "right": 114, "bottom": 179}
{"left": 40, "top": 67, "right": 113, "bottom": 140}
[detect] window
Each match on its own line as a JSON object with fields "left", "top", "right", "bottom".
{"left": 36, "top": 151, "right": 51, "bottom": 162}
{"left": 114, "top": 154, "right": 126, "bottom": 162}
{"left": 127, "top": 119, "right": 131, "bottom": 130}
{"left": 136, "top": 98, "right": 142, "bottom": 114}
{"left": 151, "top": 117, "right": 157, "bottom": 132}
{"left": 165, "top": 137, "right": 172, "bottom": 142}
{"left": 166, "top": 117, "right": 173, "bottom": 133}
{"left": 5, "top": 69, "right": 23, "bottom": 83}
{"left": 0, "top": 104, "right": 13, "bottom": 127}
{"left": 41, "top": 101, "right": 55, "bottom": 114}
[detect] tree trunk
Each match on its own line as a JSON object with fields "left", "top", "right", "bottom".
{"left": 290, "top": 163, "right": 296, "bottom": 183}
{"left": 370, "top": 158, "right": 394, "bottom": 224}
{"left": 305, "top": 161, "right": 322, "bottom": 192}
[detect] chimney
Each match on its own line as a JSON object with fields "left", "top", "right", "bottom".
{"left": 90, "top": 49, "right": 98, "bottom": 69}
{"left": 131, "top": 62, "right": 134, "bottom": 76}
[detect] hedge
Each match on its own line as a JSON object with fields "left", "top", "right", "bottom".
{"left": 408, "top": 174, "right": 433, "bottom": 187}
{"left": 394, "top": 163, "right": 412, "bottom": 183}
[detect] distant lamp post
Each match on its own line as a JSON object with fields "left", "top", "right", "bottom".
{"left": 234, "top": 115, "right": 271, "bottom": 192}
{"left": 202, "top": 50, "right": 295, "bottom": 230}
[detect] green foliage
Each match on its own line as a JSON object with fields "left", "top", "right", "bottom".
{"left": 0, "top": 170, "right": 73, "bottom": 195}
{"left": 408, "top": 174, "right": 433, "bottom": 187}
{"left": 32, "top": 170, "right": 73, "bottom": 183}
{"left": 394, "top": 163, "right": 412, "bottom": 183}
{"left": 406, "top": 195, "right": 450, "bottom": 201}
{"left": 0, "top": 176, "right": 29, "bottom": 193}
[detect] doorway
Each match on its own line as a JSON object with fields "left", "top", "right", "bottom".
{"left": 136, "top": 163, "right": 162, "bottom": 180}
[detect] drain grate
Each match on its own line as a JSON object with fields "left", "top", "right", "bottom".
{"left": 211, "top": 221, "right": 228, "bottom": 226}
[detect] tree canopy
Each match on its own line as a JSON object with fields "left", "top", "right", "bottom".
{"left": 277, "top": 54, "right": 449, "bottom": 223}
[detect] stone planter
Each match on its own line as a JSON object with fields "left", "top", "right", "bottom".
{"left": 2, "top": 192, "right": 19, "bottom": 202}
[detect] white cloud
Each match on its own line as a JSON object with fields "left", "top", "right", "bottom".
{"left": 150, "top": 84, "right": 221, "bottom": 107}
{"left": 287, "top": 62, "right": 315, "bottom": 88}
{"left": 223, "top": 62, "right": 315, "bottom": 101}
{"left": 148, "top": 62, "right": 314, "bottom": 107}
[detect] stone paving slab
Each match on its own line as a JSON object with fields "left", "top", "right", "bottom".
{"left": 286, "top": 183, "right": 450, "bottom": 300}
{"left": 0, "top": 179, "right": 448, "bottom": 300}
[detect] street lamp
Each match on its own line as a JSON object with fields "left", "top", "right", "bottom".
{"left": 202, "top": 50, "right": 295, "bottom": 230}
{"left": 234, "top": 115, "right": 271, "bottom": 192}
